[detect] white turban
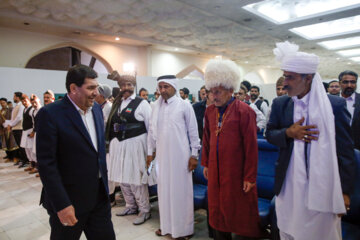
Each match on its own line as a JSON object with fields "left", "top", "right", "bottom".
{"left": 273, "top": 41, "right": 319, "bottom": 74}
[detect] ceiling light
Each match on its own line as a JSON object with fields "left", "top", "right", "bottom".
{"left": 215, "top": 55, "right": 222, "bottom": 59}
{"left": 115, "top": 37, "right": 120, "bottom": 41}
{"left": 336, "top": 57, "right": 341, "bottom": 60}
{"left": 337, "top": 48, "right": 360, "bottom": 57}
{"left": 350, "top": 57, "right": 360, "bottom": 62}
{"left": 290, "top": 15, "right": 360, "bottom": 40}
{"left": 318, "top": 36, "right": 360, "bottom": 50}
{"left": 243, "top": 0, "right": 360, "bottom": 24}
{"left": 174, "top": 48, "right": 179, "bottom": 51}
{"left": 245, "top": 61, "right": 249, "bottom": 64}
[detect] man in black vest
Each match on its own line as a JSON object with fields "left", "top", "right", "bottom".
{"left": 106, "top": 71, "right": 152, "bottom": 225}
{"left": 249, "top": 86, "right": 269, "bottom": 117}
{"left": 18, "top": 94, "right": 33, "bottom": 168}
{"left": 339, "top": 70, "right": 360, "bottom": 150}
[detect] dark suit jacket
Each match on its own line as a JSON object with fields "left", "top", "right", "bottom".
{"left": 36, "top": 95, "right": 109, "bottom": 215}
{"left": 266, "top": 95, "right": 356, "bottom": 196}
{"left": 351, "top": 92, "right": 360, "bottom": 150}
{"left": 193, "top": 100, "right": 207, "bottom": 141}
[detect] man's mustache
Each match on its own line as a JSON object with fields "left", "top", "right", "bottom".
{"left": 121, "top": 89, "right": 133, "bottom": 94}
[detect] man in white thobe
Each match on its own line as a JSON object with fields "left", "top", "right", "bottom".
{"left": 147, "top": 75, "right": 200, "bottom": 239}
{"left": 266, "top": 41, "right": 356, "bottom": 240}
{"left": 106, "top": 72, "right": 152, "bottom": 225}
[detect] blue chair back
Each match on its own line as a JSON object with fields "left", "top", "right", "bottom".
{"left": 257, "top": 139, "right": 279, "bottom": 199}
{"left": 343, "top": 149, "right": 360, "bottom": 223}
{"left": 193, "top": 149, "right": 208, "bottom": 186}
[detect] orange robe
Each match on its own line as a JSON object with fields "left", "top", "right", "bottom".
{"left": 201, "top": 99, "right": 264, "bottom": 237}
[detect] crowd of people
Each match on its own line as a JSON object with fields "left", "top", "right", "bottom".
{"left": 0, "top": 41, "right": 359, "bottom": 240}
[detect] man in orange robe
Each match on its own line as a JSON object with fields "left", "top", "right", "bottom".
{"left": 201, "top": 59, "right": 265, "bottom": 240}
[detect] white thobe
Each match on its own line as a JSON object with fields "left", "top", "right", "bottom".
{"left": 148, "top": 95, "right": 200, "bottom": 238}
{"left": 276, "top": 93, "right": 341, "bottom": 240}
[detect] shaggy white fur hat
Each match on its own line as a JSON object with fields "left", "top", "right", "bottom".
{"left": 204, "top": 59, "right": 241, "bottom": 90}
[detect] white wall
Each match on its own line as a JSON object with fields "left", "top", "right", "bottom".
{"left": 149, "top": 49, "right": 209, "bottom": 77}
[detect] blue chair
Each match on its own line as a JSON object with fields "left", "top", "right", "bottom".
{"left": 257, "top": 139, "right": 279, "bottom": 231}
{"left": 193, "top": 150, "right": 208, "bottom": 210}
{"left": 342, "top": 149, "right": 360, "bottom": 240}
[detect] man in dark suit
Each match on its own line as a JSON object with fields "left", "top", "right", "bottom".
{"left": 339, "top": 70, "right": 360, "bottom": 150}
{"left": 36, "top": 65, "right": 115, "bottom": 240}
{"left": 192, "top": 87, "right": 214, "bottom": 141}
{"left": 266, "top": 42, "right": 356, "bottom": 240}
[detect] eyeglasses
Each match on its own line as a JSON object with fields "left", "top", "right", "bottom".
{"left": 341, "top": 80, "right": 357, "bottom": 85}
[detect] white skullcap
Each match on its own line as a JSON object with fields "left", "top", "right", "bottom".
{"left": 204, "top": 59, "right": 241, "bottom": 90}
{"left": 273, "top": 41, "right": 319, "bottom": 74}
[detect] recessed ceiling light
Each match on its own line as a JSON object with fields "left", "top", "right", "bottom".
{"left": 174, "top": 48, "right": 179, "bottom": 51}
{"left": 215, "top": 55, "right": 222, "bottom": 59}
{"left": 245, "top": 61, "right": 249, "bottom": 64}
{"left": 337, "top": 48, "right": 360, "bottom": 57}
{"left": 318, "top": 36, "right": 360, "bottom": 50}
{"left": 243, "top": 0, "right": 360, "bottom": 24}
{"left": 347, "top": 62, "right": 352, "bottom": 65}
{"left": 290, "top": 15, "right": 360, "bottom": 40}
{"left": 350, "top": 57, "right": 360, "bottom": 62}
{"left": 115, "top": 37, "right": 120, "bottom": 41}
{"left": 336, "top": 57, "right": 341, "bottom": 60}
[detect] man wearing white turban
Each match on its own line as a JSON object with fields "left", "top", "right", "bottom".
{"left": 147, "top": 75, "right": 200, "bottom": 239}
{"left": 266, "top": 41, "right": 356, "bottom": 240}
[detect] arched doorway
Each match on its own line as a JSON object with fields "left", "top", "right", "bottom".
{"left": 25, "top": 42, "right": 113, "bottom": 74}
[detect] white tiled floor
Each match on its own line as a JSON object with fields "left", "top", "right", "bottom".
{"left": 0, "top": 150, "right": 210, "bottom": 240}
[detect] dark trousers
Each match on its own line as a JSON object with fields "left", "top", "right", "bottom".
{"left": 213, "top": 229, "right": 259, "bottom": 240}
{"left": 12, "top": 130, "right": 28, "bottom": 163}
{"left": 48, "top": 180, "right": 115, "bottom": 240}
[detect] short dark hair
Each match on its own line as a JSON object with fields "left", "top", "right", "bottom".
{"left": 328, "top": 80, "right": 339, "bottom": 85}
{"left": 276, "top": 77, "right": 285, "bottom": 87}
{"left": 181, "top": 87, "right": 190, "bottom": 95}
{"left": 322, "top": 82, "right": 329, "bottom": 92}
{"left": 7, "top": 101, "right": 11, "bottom": 104}
{"left": 139, "top": 88, "right": 148, "bottom": 95}
{"left": 14, "top": 92, "right": 22, "bottom": 98}
{"left": 20, "top": 93, "right": 29, "bottom": 101}
{"left": 239, "top": 85, "right": 247, "bottom": 92}
{"left": 338, "top": 70, "right": 358, "bottom": 82}
{"left": 241, "top": 80, "right": 251, "bottom": 92}
{"left": 200, "top": 85, "right": 206, "bottom": 90}
{"left": 250, "top": 86, "right": 260, "bottom": 92}
{"left": 66, "top": 65, "right": 98, "bottom": 93}
{"left": 0, "top": 98, "right": 7, "bottom": 102}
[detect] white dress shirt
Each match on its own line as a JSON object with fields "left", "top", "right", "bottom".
{"left": 343, "top": 92, "right": 355, "bottom": 122}
{"left": 68, "top": 95, "right": 98, "bottom": 152}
